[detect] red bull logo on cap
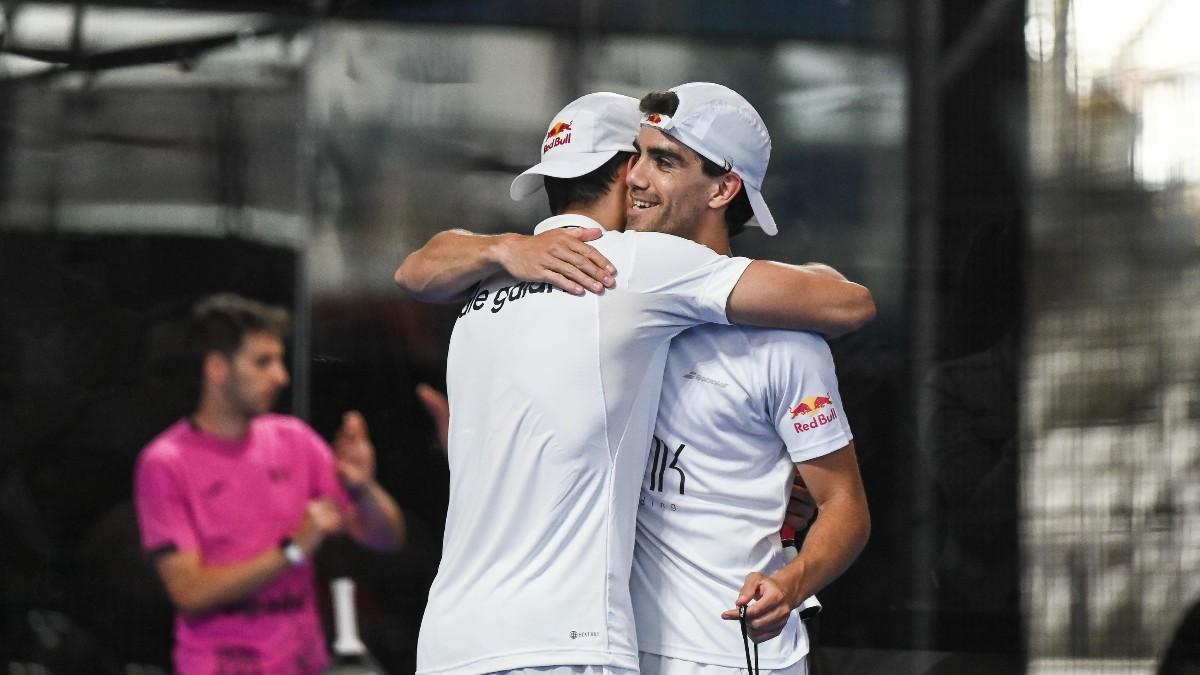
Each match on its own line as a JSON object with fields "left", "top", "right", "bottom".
{"left": 789, "top": 393, "right": 838, "bottom": 433}
{"left": 546, "top": 121, "right": 573, "bottom": 139}
{"left": 544, "top": 120, "right": 573, "bottom": 153}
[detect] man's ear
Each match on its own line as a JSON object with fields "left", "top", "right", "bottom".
{"left": 708, "top": 172, "right": 743, "bottom": 209}
{"left": 203, "top": 350, "right": 229, "bottom": 385}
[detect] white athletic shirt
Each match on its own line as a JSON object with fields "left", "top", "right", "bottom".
{"left": 631, "top": 325, "right": 852, "bottom": 670}
{"left": 416, "top": 214, "right": 753, "bottom": 675}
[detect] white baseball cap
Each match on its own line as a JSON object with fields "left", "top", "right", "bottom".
{"left": 510, "top": 92, "right": 640, "bottom": 201}
{"left": 639, "top": 82, "right": 778, "bottom": 235}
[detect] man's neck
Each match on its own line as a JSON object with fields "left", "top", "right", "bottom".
{"left": 688, "top": 219, "right": 733, "bottom": 256}
{"left": 192, "top": 399, "right": 251, "bottom": 441}
{"left": 562, "top": 187, "right": 626, "bottom": 232}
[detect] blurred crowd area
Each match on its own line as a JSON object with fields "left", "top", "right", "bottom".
{"left": 1024, "top": 1, "right": 1200, "bottom": 673}
{"left": 0, "top": 1, "right": 1195, "bottom": 673}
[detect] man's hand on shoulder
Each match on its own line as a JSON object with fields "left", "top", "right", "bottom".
{"left": 495, "top": 228, "right": 616, "bottom": 296}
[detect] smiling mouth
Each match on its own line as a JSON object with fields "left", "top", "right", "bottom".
{"left": 632, "top": 199, "right": 659, "bottom": 210}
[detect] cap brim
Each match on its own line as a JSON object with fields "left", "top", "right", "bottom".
{"left": 509, "top": 151, "right": 620, "bottom": 201}
{"left": 745, "top": 186, "right": 778, "bottom": 236}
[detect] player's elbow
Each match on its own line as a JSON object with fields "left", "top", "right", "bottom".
{"left": 825, "top": 285, "right": 876, "bottom": 338}
{"left": 858, "top": 509, "right": 872, "bottom": 549}
{"left": 393, "top": 261, "right": 408, "bottom": 288}
{"left": 393, "top": 256, "right": 421, "bottom": 294}
{"left": 394, "top": 256, "right": 435, "bottom": 301}
{"left": 348, "top": 514, "right": 406, "bottom": 553}
{"left": 359, "top": 527, "right": 405, "bottom": 553}
{"left": 849, "top": 500, "right": 871, "bottom": 559}
{"left": 396, "top": 253, "right": 462, "bottom": 303}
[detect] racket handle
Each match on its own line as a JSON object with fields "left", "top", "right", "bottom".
{"left": 331, "top": 577, "right": 367, "bottom": 656}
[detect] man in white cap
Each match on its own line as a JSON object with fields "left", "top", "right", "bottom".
{"left": 396, "top": 89, "right": 873, "bottom": 675}
{"left": 626, "top": 84, "right": 869, "bottom": 675}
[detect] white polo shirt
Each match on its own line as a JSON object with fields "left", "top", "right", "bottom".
{"left": 416, "top": 214, "right": 754, "bottom": 675}
{"left": 631, "top": 325, "right": 852, "bottom": 670}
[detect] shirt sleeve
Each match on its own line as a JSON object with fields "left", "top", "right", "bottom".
{"left": 763, "top": 331, "right": 853, "bottom": 463}
{"left": 134, "top": 449, "right": 197, "bottom": 556}
{"left": 625, "top": 232, "right": 753, "bottom": 328}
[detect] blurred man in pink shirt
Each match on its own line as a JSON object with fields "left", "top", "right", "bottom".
{"left": 134, "top": 294, "right": 405, "bottom": 674}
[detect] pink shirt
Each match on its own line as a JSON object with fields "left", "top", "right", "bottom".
{"left": 135, "top": 414, "right": 352, "bottom": 675}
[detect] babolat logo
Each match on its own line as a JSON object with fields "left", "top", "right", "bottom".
{"left": 458, "top": 281, "right": 559, "bottom": 318}
{"left": 683, "top": 371, "right": 728, "bottom": 388}
{"left": 544, "top": 120, "right": 572, "bottom": 153}
{"left": 569, "top": 630, "right": 599, "bottom": 640}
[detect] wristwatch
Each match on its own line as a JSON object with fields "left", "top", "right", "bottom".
{"left": 280, "top": 537, "right": 305, "bottom": 567}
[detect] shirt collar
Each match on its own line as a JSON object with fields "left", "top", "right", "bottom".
{"left": 532, "top": 213, "right": 609, "bottom": 235}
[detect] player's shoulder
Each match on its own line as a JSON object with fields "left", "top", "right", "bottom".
{"left": 742, "top": 327, "right": 834, "bottom": 367}
{"left": 743, "top": 325, "right": 828, "bottom": 349}
{"left": 604, "top": 231, "right": 747, "bottom": 290}
{"left": 611, "top": 229, "right": 722, "bottom": 256}
{"left": 137, "top": 419, "right": 192, "bottom": 469}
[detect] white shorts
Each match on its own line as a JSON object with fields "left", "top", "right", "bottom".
{"left": 484, "top": 662, "right": 638, "bottom": 667}
{"left": 639, "top": 652, "right": 808, "bottom": 675}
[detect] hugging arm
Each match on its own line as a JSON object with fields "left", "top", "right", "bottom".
{"left": 727, "top": 261, "right": 875, "bottom": 338}
{"left": 394, "top": 228, "right": 616, "bottom": 301}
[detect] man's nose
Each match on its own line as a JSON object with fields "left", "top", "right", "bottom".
{"left": 626, "top": 155, "right": 648, "bottom": 189}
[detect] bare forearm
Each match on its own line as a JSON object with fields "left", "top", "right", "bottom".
{"left": 727, "top": 260, "right": 876, "bottom": 338}
{"left": 346, "top": 482, "right": 406, "bottom": 551}
{"left": 394, "top": 230, "right": 513, "bottom": 301}
{"left": 159, "top": 549, "right": 290, "bottom": 617}
{"left": 771, "top": 493, "right": 870, "bottom": 607}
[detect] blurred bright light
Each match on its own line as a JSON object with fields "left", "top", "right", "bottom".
{"left": 1025, "top": 16, "right": 1055, "bottom": 63}
{"left": 9, "top": 4, "right": 269, "bottom": 53}
{"left": 1058, "top": 0, "right": 1200, "bottom": 187}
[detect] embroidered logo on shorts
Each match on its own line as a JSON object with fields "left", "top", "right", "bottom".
{"left": 569, "top": 630, "right": 599, "bottom": 639}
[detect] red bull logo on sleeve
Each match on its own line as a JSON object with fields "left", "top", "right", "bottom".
{"left": 789, "top": 393, "right": 838, "bottom": 433}
{"left": 544, "top": 121, "right": 573, "bottom": 153}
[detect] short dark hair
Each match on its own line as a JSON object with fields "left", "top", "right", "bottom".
{"left": 188, "top": 293, "right": 290, "bottom": 361}
{"left": 638, "top": 90, "right": 754, "bottom": 237}
{"left": 544, "top": 151, "right": 635, "bottom": 215}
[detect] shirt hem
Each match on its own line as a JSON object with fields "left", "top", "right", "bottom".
{"left": 785, "top": 432, "right": 853, "bottom": 464}
{"left": 416, "top": 648, "right": 639, "bottom": 675}
{"left": 638, "top": 643, "right": 807, "bottom": 670}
